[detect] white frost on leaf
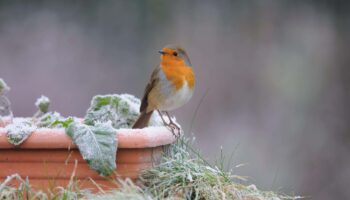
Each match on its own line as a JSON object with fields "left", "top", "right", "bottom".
{"left": 6, "top": 118, "right": 36, "bottom": 145}
{"left": 35, "top": 95, "right": 50, "bottom": 113}
{"left": 0, "top": 78, "right": 10, "bottom": 95}
{"left": 0, "top": 78, "right": 12, "bottom": 118}
{"left": 84, "top": 94, "right": 167, "bottom": 129}
{"left": 0, "top": 96, "right": 12, "bottom": 117}
{"left": 66, "top": 121, "right": 117, "bottom": 176}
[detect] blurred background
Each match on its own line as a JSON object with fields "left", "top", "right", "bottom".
{"left": 0, "top": 0, "right": 349, "bottom": 199}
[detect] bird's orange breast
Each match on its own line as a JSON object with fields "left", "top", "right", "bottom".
{"left": 160, "top": 62, "right": 195, "bottom": 90}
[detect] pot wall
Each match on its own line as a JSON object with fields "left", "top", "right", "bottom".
{"left": 0, "top": 125, "right": 175, "bottom": 192}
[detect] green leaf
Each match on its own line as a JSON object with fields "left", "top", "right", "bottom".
{"left": 84, "top": 94, "right": 163, "bottom": 128}
{"left": 50, "top": 117, "right": 74, "bottom": 128}
{"left": 0, "top": 96, "right": 12, "bottom": 117}
{"left": 6, "top": 118, "right": 36, "bottom": 145}
{"left": 34, "top": 111, "right": 76, "bottom": 129}
{"left": 34, "top": 112, "right": 64, "bottom": 128}
{"left": 84, "top": 94, "right": 139, "bottom": 128}
{"left": 0, "top": 78, "right": 10, "bottom": 95}
{"left": 35, "top": 95, "right": 50, "bottom": 113}
{"left": 66, "top": 121, "right": 117, "bottom": 176}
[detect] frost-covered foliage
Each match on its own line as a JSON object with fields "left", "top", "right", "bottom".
{"left": 34, "top": 111, "right": 75, "bottom": 128}
{"left": 0, "top": 78, "right": 12, "bottom": 120}
{"left": 140, "top": 137, "right": 298, "bottom": 200}
{"left": 3, "top": 93, "right": 72, "bottom": 145}
{"left": 35, "top": 111, "right": 63, "bottom": 127}
{"left": 2, "top": 93, "right": 166, "bottom": 176}
{"left": 86, "top": 179, "right": 154, "bottom": 200}
{"left": 0, "top": 78, "right": 10, "bottom": 96}
{"left": 33, "top": 95, "right": 51, "bottom": 120}
{"left": 0, "top": 173, "right": 86, "bottom": 199}
{"left": 84, "top": 94, "right": 163, "bottom": 128}
{"left": 0, "top": 96, "right": 12, "bottom": 117}
{"left": 66, "top": 121, "right": 117, "bottom": 176}
{"left": 35, "top": 95, "right": 50, "bottom": 113}
{"left": 6, "top": 118, "right": 36, "bottom": 145}
{"left": 66, "top": 94, "right": 166, "bottom": 176}
{"left": 32, "top": 96, "right": 77, "bottom": 128}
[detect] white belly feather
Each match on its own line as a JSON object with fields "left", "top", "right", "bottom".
{"left": 148, "top": 69, "right": 194, "bottom": 112}
{"left": 158, "top": 81, "right": 193, "bottom": 111}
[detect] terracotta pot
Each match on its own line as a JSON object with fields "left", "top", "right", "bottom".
{"left": 0, "top": 121, "right": 175, "bottom": 192}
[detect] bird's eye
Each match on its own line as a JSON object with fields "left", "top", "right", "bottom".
{"left": 173, "top": 52, "right": 178, "bottom": 56}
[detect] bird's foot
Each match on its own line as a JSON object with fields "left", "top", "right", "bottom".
{"left": 166, "top": 121, "right": 181, "bottom": 139}
{"left": 157, "top": 110, "right": 181, "bottom": 139}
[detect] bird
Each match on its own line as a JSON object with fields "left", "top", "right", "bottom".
{"left": 132, "top": 44, "right": 195, "bottom": 134}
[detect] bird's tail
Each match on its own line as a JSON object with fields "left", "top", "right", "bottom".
{"left": 132, "top": 111, "right": 153, "bottom": 129}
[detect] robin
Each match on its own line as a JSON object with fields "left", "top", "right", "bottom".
{"left": 132, "top": 44, "right": 195, "bottom": 133}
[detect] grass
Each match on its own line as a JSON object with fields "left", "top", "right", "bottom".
{"left": 0, "top": 136, "right": 300, "bottom": 200}
{"left": 139, "top": 137, "right": 298, "bottom": 200}
{"left": 0, "top": 161, "right": 86, "bottom": 200}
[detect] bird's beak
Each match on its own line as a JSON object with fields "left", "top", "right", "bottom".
{"left": 158, "top": 50, "right": 165, "bottom": 55}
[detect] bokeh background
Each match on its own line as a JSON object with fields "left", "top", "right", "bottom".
{"left": 1, "top": 1, "right": 349, "bottom": 199}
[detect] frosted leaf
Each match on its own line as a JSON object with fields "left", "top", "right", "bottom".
{"left": 35, "top": 111, "right": 62, "bottom": 127}
{"left": 0, "top": 79, "right": 12, "bottom": 118}
{"left": 66, "top": 121, "right": 117, "bottom": 176}
{"left": 34, "top": 111, "right": 76, "bottom": 128}
{"left": 0, "top": 78, "right": 10, "bottom": 95}
{"left": 0, "top": 96, "right": 12, "bottom": 117}
{"left": 6, "top": 118, "right": 36, "bottom": 145}
{"left": 35, "top": 95, "right": 50, "bottom": 113}
{"left": 84, "top": 94, "right": 164, "bottom": 129}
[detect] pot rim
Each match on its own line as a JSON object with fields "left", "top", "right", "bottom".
{"left": 0, "top": 125, "right": 176, "bottom": 149}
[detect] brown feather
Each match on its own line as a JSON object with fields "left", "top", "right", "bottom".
{"left": 132, "top": 111, "right": 153, "bottom": 129}
{"left": 133, "top": 66, "right": 160, "bottom": 129}
{"left": 140, "top": 66, "right": 160, "bottom": 113}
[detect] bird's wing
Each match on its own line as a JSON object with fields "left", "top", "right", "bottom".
{"left": 140, "top": 66, "right": 160, "bottom": 113}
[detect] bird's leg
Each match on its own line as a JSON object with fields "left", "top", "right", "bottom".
{"left": 157, "top": 110, "right": 180, "bottom": 138}
{"left": 165, "top": 111, "right": 181, "bottom": 137}
{"left": 157, "top": 110, "right": 168, "bottom": 125}
{"left": 164, "top": 112, "right": 180, "bottom": 130}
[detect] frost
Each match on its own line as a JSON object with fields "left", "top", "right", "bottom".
{"left": 35, "top": 111, "right": 63, "bottom": 127}
{"left": 84, "top": 94, "right": 163, "bottom": 128}
{"left": 247, "top": 184, "right": 258, "bottom": 191}
{"left": 1, "top": 93, "right": 178, "bottom": 176}
{"left": 35, "top": 95, "right": 50, "bottom": 113}
{"left": 0, "top": 78, "right": 13, "bottom": 125}
{"left": 6, "top": 118, "right": 36, "bottom": 145}
{"left": 66, "top": 121, "right": 117, "bottom": 176}
{"left": 0, "top": 96, "right": 12, "bottom": 117}
{"left": 32, "top": 95, "right": 76, "bottom": 129}
{"left": 34, "top": 111, "right": 76, "bottom": 128}
{"left": 66, "top": 93, "right": 177, "bottom": 176}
